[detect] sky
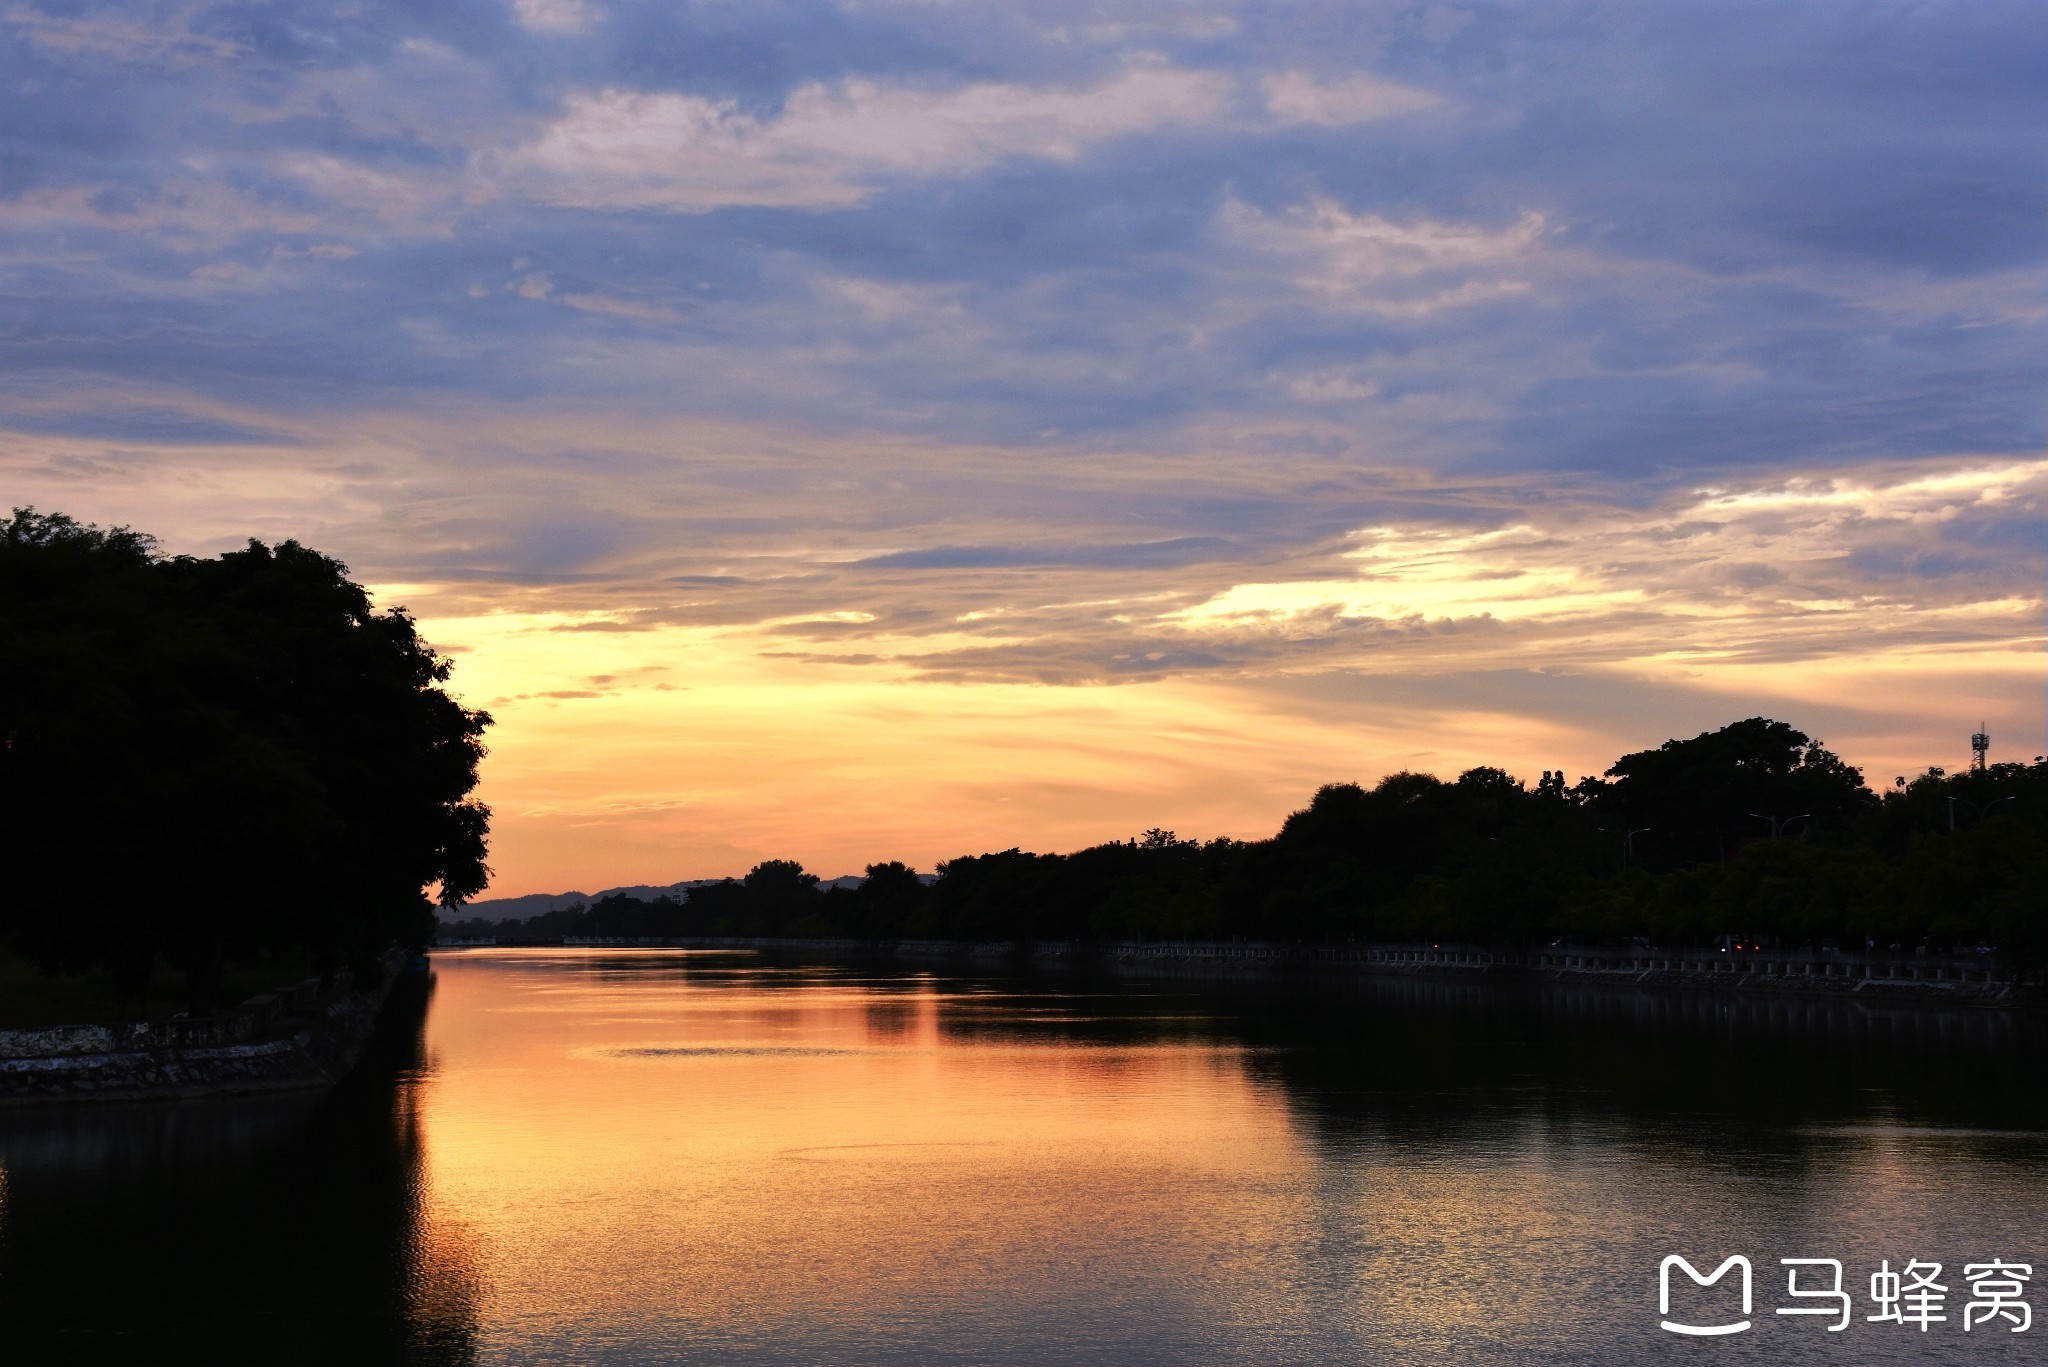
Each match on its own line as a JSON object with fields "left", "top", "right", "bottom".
{"left": 3, "top": 0, "right": 2044, "bottom": 896}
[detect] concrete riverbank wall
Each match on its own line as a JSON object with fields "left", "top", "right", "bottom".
{"left": 0, "top": 957, "right": 406, "bottom": 1105}
{"left": 1056, "top": 940, "right": 2023, "bottom": 1006}
{"left": 491, "top": 935, "right": 2029, "bottom": 1008}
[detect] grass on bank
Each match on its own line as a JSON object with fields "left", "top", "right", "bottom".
{"left": 0, "top": 951, "right": 316, "bottom": 1029}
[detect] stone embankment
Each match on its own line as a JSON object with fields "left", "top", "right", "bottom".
{"left": 495, "top": 935, "right": 2029, "bottom": 1008}
{"left": 1061, "top": 940, "right": 2023, "bottom": 1006}
{"left": 0, "top": 956, "right": 405, "bottom": 1105}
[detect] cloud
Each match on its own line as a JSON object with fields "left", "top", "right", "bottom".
{"left": 4, "top": 0, "right": 2046, "bottom": 888}
{"left": 1160, "top": 457, "right": 2048, "bottom": 672}
{"left": 852, "top": 537, "right": 1233, "bottom": 571}
{"left": 26, "top": 386, "right": 2013, "bottom": 696}
{"left": 516, "top": 63, "right": 1233, "bottom": 211}
{"left": 0, "top": 182, "right": 326, "bottom": 253}
{"left": 1260, "top": 71, "right": 1440, "bottom": 125}
{"left": 501, "top": 269, "right": 678, "bottom": 322}
{"left": 557, "top": 291, "right": 678, "bottom": 323}
{"left": 3, "top": 2, "right": 2037, "bottom": 477}
{"left": 509, "top": 0, "right": 597, "bottom": 34}
{"left": 1222, "top": 196, "right": 1546, "bottom": 315}
{"left": 1239, "top": 665, "right": 1893, "bottom": 772}
{"left": 4, "top": 3, "right": 242, "bottom": 65}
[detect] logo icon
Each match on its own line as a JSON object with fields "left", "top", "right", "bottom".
{"left": 1661, "top": 1255, "right": 1753, "bottom": 1336}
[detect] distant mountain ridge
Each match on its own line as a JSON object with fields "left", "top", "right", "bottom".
{"left": 454, "top": 874, "right": 871, "bottom": 922}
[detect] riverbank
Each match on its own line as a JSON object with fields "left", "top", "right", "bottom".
{"left": 447, "top": 935, "right": 2032, "bottom": 1009}
{"left": 0, "top": 950, "right": 328, "bottom": 1029}
{"left": 0, "top": 955, "right": 410, "bottom": 1106}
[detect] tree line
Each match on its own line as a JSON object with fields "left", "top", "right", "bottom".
{"left": 1, "top": 509, "right": 491, "bottom": 1013}
{"left": 445, "top": 717, "right": 2048, "bottom": 966}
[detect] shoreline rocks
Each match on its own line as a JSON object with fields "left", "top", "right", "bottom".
{"left": 0, "top": 957, "right": 405, "bottom": 1106}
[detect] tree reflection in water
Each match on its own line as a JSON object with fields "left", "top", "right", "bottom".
{"left": 0, "top": 974, "right": 481, "bottom": 1366}
{"left": 7, "top": 955, "right": 2048, "bottom": 1366}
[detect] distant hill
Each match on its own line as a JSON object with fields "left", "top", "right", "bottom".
{"left": 453, "top": 873, "right": 881, "bottom": 922}
{"left": 453, "top": 879, "right": 729, "bottom": 922}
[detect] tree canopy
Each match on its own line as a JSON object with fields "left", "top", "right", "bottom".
{"left": 444, "top": 719, "right": 2046, "bottom": 968}
{"left": 1, "top": 509, "right": 491, "bottom": 1011}
{"left": 1579, "top": 717, "right": 1874, "bottom": 865}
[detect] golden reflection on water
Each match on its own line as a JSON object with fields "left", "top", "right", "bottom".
{"left": 4, "top": 953, "right": 2044, "bottom": 1364}
{"left": 419, "top": 951, "right": 1319, "bottom": 1356}
{"left": 407, "top": 950, "right": 2048, "bottom": 1365}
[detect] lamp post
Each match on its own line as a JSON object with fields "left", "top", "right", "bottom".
{"left": 1946, "top": 795, "right": 2017, "bottom": 833}
{"left": 1751, "top": 812, "right": 1811, "bottom": 840}
{"left": 1625, "top": 826, "right": 1651, "bottom": 867}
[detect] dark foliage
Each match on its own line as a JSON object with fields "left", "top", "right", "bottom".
{"left": 1576, "top": 716, "right": 1875, "bottom": 866}
{"left": 447, "top": 724, "right": 2045, "bottom": 967}
{"left": 1, "top": 509, "right": 491, "bottom": 1012}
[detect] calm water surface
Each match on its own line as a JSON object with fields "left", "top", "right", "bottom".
{"left": 4, "top": 949, "right": 2047, "bottom": 1364}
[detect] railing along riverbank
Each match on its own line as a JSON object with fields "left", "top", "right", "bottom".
{"left": 440, "top": 936, "right": 2032, "bottom": 1007}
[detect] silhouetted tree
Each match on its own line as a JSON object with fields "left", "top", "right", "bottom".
{"left": 432, "top": 714, "right": 2040, "bottom": 969}
{"left": 1, "top": 509, "right": 492, "bottom": 1012}
{"left": 847, "top": 861, "right": 927, "bottom": 939}
{"left": 1579, "top": 717, "right": 1873, "bottom": 868}
{"left": 741, "top": 860, "right": 820, "bottom": 936}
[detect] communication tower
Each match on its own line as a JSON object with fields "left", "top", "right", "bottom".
{"left": 1971, "top": 723, "right": 1989, "bottom": 773}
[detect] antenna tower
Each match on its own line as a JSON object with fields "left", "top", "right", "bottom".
{"left": 1970, "top": 723, "right": 1989, "bottom": 774}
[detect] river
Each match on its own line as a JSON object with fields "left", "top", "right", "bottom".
{"left": 3, "top": 948, "right": 2046, "bottom": 1363}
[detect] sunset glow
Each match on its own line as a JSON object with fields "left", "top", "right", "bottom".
{"left": 3, "top": 3, "right": 2041, "bottom": 895}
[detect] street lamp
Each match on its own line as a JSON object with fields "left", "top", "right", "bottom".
{"left": 1751, "top": 812, "right": 1811, "bottom": 840}
{"left": 1625, "top": 826, "right": 1651, "bottom": 867}
{"left": 1947, "top": 795, "right": 2018, "bottom": 833}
